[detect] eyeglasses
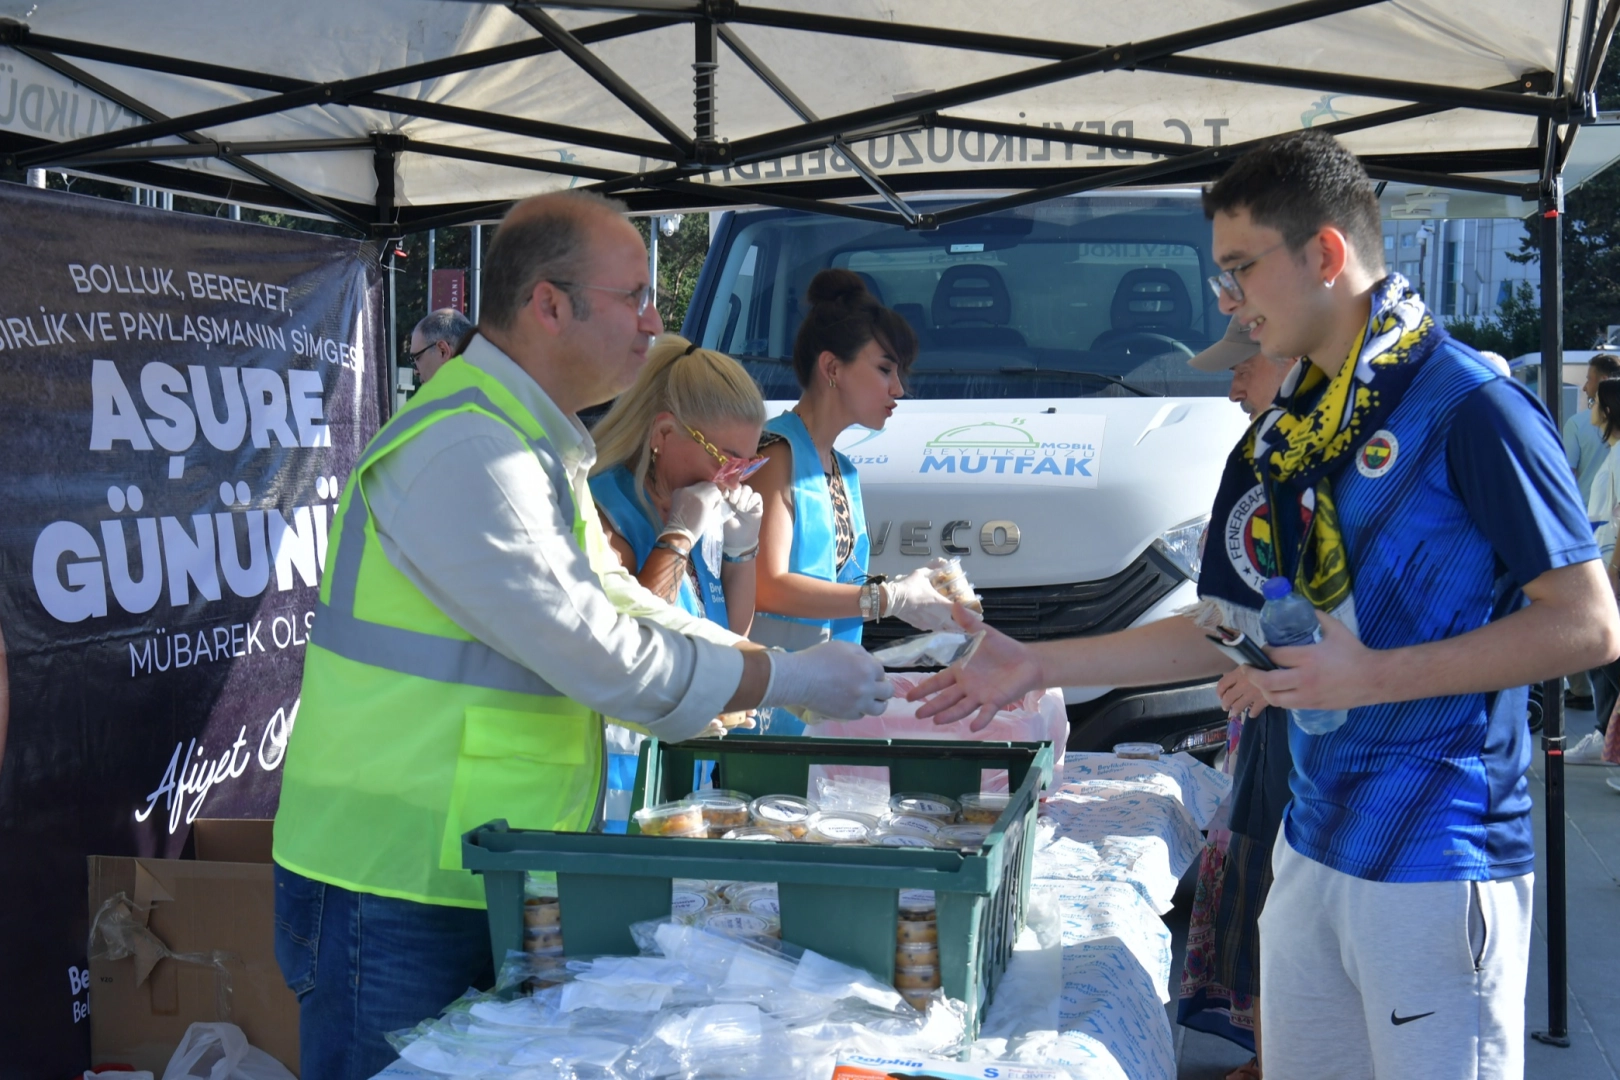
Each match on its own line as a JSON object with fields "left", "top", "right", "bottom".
{"left": 550, "top": 280, "right": 655, "bottom": 317}
{"left": 1207, "top": 242, "right": 1287, "bottom": 304}
{"left": 684, "top": 421, "right": 767, "bottom": 484}
{"left": 405, "top": 341, "right": 437, "bottom": 364}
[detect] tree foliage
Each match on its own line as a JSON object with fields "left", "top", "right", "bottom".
{"left": 1444, "top": 281, "right": 1544, "bottom": 357}
{"left": 1503, "top": 45, "right": 1620, "bottom": 349}
{"left": 633, "top": 213, "right": 712, "bottom": 334}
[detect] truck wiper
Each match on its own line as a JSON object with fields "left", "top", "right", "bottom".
{"left": 989, "top": 368, "right": 1160, "bottom": 397}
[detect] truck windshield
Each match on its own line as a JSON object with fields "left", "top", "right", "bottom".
{"left": 690, "top": 194, "right": 1236, "bottom": 400}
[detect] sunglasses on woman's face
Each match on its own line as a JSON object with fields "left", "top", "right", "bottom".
{"left": 684, "top": 422, "right": 767, "bottom": 484}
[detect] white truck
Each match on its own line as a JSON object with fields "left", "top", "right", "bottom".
{"left": 682, "top": 191, "right": 1251, "bottom": 755}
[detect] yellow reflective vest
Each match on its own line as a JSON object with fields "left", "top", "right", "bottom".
{"left": 273, "top": 357, "right": 606, "bottom": 908}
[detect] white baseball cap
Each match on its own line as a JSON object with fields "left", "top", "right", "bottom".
{"left": 1188, "top": 315, "right": 1262, "bottom": 372}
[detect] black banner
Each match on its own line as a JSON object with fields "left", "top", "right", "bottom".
{"left": 0, "top": 183, "right": 382, "bottom": 1076}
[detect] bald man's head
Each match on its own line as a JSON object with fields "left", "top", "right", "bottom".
{"left": 481, "top": 190, "right": 633, "bottom": 331}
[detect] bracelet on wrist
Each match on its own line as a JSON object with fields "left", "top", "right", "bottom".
{"left": 722, "top": 544, "right": 759, "bottom": 564}
{"left": 654, "top": 534, "right": 692, "bottom": 557}
{"left": 859, "top": 580, "right": 885, "bottom": 621}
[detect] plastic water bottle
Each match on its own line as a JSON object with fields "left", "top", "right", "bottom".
{"left": 1258, "top": 577, "right": 1349, "bottom": 735}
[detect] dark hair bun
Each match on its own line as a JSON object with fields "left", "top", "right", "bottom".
{"left": 806, "top": 267, "right": 869, "bottom": 307}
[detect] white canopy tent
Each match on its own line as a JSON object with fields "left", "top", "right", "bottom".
{"left": 1, "top": 0, "right": 1614, "bottom": 1051}
{"left": 0, "top": 1, "right": 1614, "bottom": 233}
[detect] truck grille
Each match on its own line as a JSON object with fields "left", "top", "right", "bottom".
{"left": 863, "top": 548, "right": 1183, "bottom": 648}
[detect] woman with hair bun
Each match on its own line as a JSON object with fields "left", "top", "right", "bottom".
{"left": 589, "top": 333, "right": 767, "bottom": 824}
{"left": 749, "top": 269, "right": 958, "bottom": 732}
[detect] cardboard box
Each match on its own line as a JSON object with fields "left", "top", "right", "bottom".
{"left": 87, "top": 820, "right": 298, "bottom": 1075}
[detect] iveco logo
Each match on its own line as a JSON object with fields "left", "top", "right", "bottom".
{"left": 869, "top": 519, "right": 1021, "bottom": 557}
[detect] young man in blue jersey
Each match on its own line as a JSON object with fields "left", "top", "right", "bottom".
{"left": 911, "top": 130, "right": 1620, "bottom": 1079}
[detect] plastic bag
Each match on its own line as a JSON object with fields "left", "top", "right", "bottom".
{"left": 870, "top": 630, "right": 984, "bottom": 669}
{"left": 810, "top": 673, "right": 1069, "bottom": 773}
{"left": 160, "top": 1023, "right": 295, "bottom": 1080}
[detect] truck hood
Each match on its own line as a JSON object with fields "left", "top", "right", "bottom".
{"left": 769, "top": 397, "right": 1251, "bottom": 588}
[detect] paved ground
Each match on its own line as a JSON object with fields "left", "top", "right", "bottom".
{"left": 1164, "top": 705, "right": 1620, "bottom": 1079}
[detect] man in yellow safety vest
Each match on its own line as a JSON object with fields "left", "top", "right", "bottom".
{"left": 271, "top": 191, "right": 893, "bottom": 1078}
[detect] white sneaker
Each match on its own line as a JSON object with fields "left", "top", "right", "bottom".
{"left": 1565, "top": 730, "right": 1610, "bottom": 764}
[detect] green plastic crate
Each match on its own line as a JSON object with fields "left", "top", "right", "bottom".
{"left": 461, "top": 736, "right": 1054, "bottom": 1032}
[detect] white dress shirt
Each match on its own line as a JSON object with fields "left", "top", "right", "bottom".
{"left": 360, "top": 334, "right": 745, "bottom": 741}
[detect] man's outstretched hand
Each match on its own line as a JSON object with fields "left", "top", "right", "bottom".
{"left": 905, "top": 603, "right": 1043, "bottom": 731}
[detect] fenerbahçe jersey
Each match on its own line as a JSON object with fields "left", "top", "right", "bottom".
{"left": 1217, "top": 336, "right": 1596, "bottom": 884}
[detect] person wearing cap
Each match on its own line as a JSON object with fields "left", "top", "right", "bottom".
{"left": 1177, "top": 317, "right": 1297, "bottom": 1077}
{"left": 1191, "top": 314, "right": 1301, "bottom": 418}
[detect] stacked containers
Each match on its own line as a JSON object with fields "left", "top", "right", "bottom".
{"left": 462, "top": 736, "right": 1053, "bottom": 1036}
{"left": 522, "top": 876, "right": 563, "bottom": 960}
{"left": 895, "top": 889, "right": 941, "bottom": 1009}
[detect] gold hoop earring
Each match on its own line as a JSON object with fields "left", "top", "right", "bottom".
{"left": 828, "top": 377, "right": 837, "bottom": 389}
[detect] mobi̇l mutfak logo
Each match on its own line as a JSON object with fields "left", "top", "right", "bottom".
{"left": 1356, "top": 429, "right": 1399, "bottom": 479}
{"left": 918, "top": 418, "right": 1100, "bottom": 480}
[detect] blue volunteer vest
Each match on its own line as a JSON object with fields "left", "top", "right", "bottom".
{"left": 588, "top": 463, "right": 727, "bottom": 826}
{"left": 589, "top": 464, "right": 730, "bottom": 629}
{"left": 754, "top": 410, "right": 869, "bottom": 644}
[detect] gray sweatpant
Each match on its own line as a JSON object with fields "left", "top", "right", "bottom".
{"left": 1259, "top": 831, "right": 1534, "bottom": 1080}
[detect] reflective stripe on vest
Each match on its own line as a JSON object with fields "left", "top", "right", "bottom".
{"left": 273, "top": 357, "right": 605, "bottom": 909}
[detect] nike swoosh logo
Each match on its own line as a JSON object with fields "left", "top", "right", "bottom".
{"left": 1391, "top": 1010, "right": 1436, "bottom": 1026}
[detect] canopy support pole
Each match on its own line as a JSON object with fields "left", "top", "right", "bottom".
{"left": 693, "top": 16, "right": 718, "bottom": 145}
{"left": 373, "top": 134, "right": 403, "bottom": 233}
{"left": 1531, "top": 157, "right": 1570, "bottom": 1052}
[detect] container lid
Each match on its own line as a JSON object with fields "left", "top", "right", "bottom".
{"left": 740, "top": 894, "right": 782, "bottom": 918}
{"left": 898, "top": 888, "right": 937, "bottom": 913}
{"left": 750, "top": 794, "right": 816, "bottom": 824}
{"left": 958, "top": 792, "right": 1011, "bottom": 813}
{"left": 671, "top": 888, "right": 715, "bottom": 918}
{"left": 878, "top": 812, "right": 943, "bottom": 836}
{"left": 874, "top": 831, "right": 939, "bottom": 848}
{"left": 937, "top": 823, "right": 993, "bottom": 848}
{"left": 721, "top": 827, "right": 785, "bottom": 842}
{"left": 634, "top": 800, "right": 701, "bottom": 821}
{"left": 700, "top": 911, "right": 775, "bottom": 937}
{"left": 889, "top": 793, "right": 961, "bottom": 820}
{"left": 687, "top": 788, "right": 754, "bottom": 812}
{"left": 721, "top": 880, "right": 778, "bottom": 904}
{"left": 805, "top": 810, "right": 879, "bottom": 843}
{"left": 1112, "top": 742, "right": 1163, "bottom": 760}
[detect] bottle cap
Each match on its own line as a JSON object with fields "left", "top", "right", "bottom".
{"left": 1261, "top": 577, "right": 1293, "bottom": 601}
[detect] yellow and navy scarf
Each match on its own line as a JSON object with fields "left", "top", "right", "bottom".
{"left": 1244, "top": 273, "right": 1435, "bottom": 610}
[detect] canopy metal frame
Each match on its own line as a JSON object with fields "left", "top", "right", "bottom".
{"left": 0, "top": 0, "right": 1610, "bottom": 238}
{"left": 1, "top": 0, "right": 1615, "bottom": 1046}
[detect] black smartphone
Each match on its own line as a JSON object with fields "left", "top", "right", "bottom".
{"left": 1205, "top": 628, "right": 1278, "bottom": 671}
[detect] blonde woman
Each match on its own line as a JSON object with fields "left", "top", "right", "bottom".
{"left": 590, "top": 334, "right": 767, "bottom": 636}
{"left": 589, "top": 335, "right": 767, "bottom": 822}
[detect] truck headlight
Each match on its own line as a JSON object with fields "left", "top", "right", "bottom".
{"left": 1151, "top": 515, "right": 1209, "bottom": 582}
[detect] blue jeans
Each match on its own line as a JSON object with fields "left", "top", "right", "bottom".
{"left": 272, "top": 865, "right": 494, "bottom": 1080}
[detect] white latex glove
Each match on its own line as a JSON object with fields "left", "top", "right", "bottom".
{"left": 721, "top": 484, "right": 763, "bottom": 557}
{"left": 759, "top": 641, "right": 894, "bottom": 719}
{"left": 881, "top": 566, "right": 959, "bottom": 632}
{"left": 661, "top": 481, "right": 727, "bottom": 547}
